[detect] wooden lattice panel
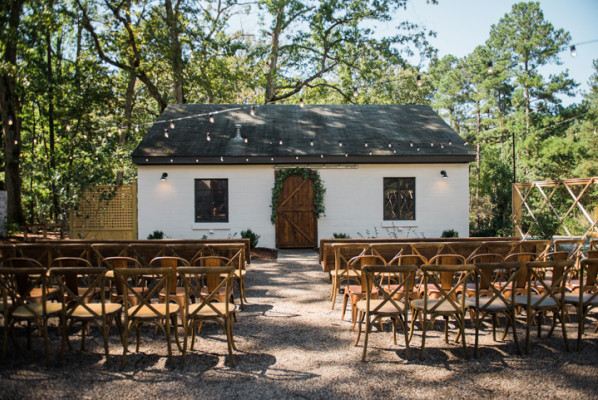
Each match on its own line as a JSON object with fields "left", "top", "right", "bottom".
{"left": 512, "top": 177, "right": 598, "bottom": 240}
{"left": 69, "top": 183, "right": 137, "bottom": 240}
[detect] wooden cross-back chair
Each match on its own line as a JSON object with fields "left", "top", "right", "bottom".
{"left": 340, "top": 254, "right": 386, "bottom": 331}
{"left": 13, "top": 244, "right": 53, "bottom": 269}
{"left": 466, "top": 261, "right": 524, "bottom": 357}
{"left": 189, "top": 256, "right": 236, "bottom": 307}
{"left": 354, "top": 264, "right": 418, "bottom": 362}
{"left": 128, "top": 243, "right": 167, "bottom": 267}
{"left": 149, "top": 256, "right": 190, "bottom": 322}
{"left": 178, "top": 265, "right": 236, "bottom": 367}
{"left": 115, "top": 266, "right": 181, "bottom": 370}
{"left": 102, "top": 257, "right": 146, "bottom": 306}
{"left": 51, "top": 244, "right": 92, "bottom": 263}
{"left": 91, "top": 243, "right": 132, "bottom": 281}
{"left": 330, "top": 244, "right": 370, "bottom": 309}
{"left": 202, "top": 244, "right": 248, "bottom": 308}
{"left": 464, "top": 253, "right": 505, "bottom": 297}
{"left": 49, "top": 265, "right": 122, "bottom": 366}
{"left": 410, "top": 263, "right": 475, "bottom": 360}
{"left": 420, "top": 254, "right": 467, "bottom": 300}
{"left": 0, "top": 258, "right": 62, "bottom": 365}
{"left": 384, "top": 254, "right": 427, "bottom": 301}
{"left": 564, "top": 257, "right": 598, "bottom": 351}
{"left": 514, "top": 260, "right": 575, "bottom": 353}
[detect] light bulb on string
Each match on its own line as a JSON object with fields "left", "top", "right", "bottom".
{"left": 570, "top": 45, "right": 577, "bottom": 57}
{"left": 244, "top": 137, "right": 248, "bottom": 143}
{"left": 206, "top": 133, "right": 211, "bottom": 142}
{"left": 353, "top": 87, "right": 358, "bottom": 97}
{"left": 339, "top": 140, "right": 343, "bottom": 147}
{"left": 410, "top": 142, "right": 413, "bottom": 147}
{"left": 164, "top": 129, "right": 169, "bottom": 138}
{"left": 209, "top": 113, "right": 214, "bottom": 123}
{"left": 388, "top": 142, "right": 392, "bottom": 148}
{"left": 135, "top": 125, "right": 139, "bottom": 133}
{"left": 250, "top": 106, "right": 256, "bottom": 116}
{"left": 487, "top": 61, "right": 493, "bottom": 74}
{"left": 364, "top": 142, "right": 368, "bottom": 148}
{"left": 416, "top": 75, "right": 422, "bottom": 87}
{"left": 416, "top": 147, "right": 420, "bottom": 152}
{"left": 310, "top": 140, "right": 314, "bottom": 146}
{"left": 66, "top": 124, "right": 71, "bottom": 132}
{"left": 220, "top": 157, "right": 224, "bottom": 162}
{"left": 170, "top": 121, "right": 175, "bottom": 129}
{"left": 299, "top": 98, "right": 305, "bottom": 108}
{"left": 448, "top": 140, "right": 452, "bottom": 146}
{"left": 7, "top": 116, "right": 13, "bottom": 126}
{"left": 345, "top": 153, "right": 348, "bottom": 157}
{"left": 279, "top": 139, "right": 283, "bottom": 145}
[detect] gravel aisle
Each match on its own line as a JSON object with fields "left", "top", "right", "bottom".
{"left": 1, "top": 249, "right": 597, "bottom": 399}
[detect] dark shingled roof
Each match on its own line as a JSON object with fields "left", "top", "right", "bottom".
{"left": 131, "top": 104, "right": 476, "bottom": 165}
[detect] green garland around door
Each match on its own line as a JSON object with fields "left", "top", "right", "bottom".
{"left": 271, "top": 167, "right": 326, "bottom": 224}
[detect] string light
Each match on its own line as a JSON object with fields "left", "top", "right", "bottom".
{"left": 66, "top": 124, "right": 71, "bottom": 132}
{"left": 299, "top": 98, "right": 305, "bottom": 108}
{"left": 279, "top": 139, "right": 283, "bottom": 145}
{"left": 449, "top": 141, "right": 452, "bottom": 146}
{"left": 250, "top": 106, "right": 256, "bottom": 116}
{"left": 416, "top": 147, "right": 420, "bottom": 151}
{"left": 244, "top": 137, "right": 248, "bottom": 143}
{"left": 310, "top": 140, "right": 314, "bottom": 146}
{"left": 430, "top": 142, "right": 434, "bottom": 147}
{"left": 364, "top": 142, "right": 368, "bottom": 148}
{"left": 135, "top": 125, "right": 139, "bottom": 133}
{"left": 209, "top": 113, "right": 214, "bottom": 123}
{"left": 170, "top": 121, "right": 175, "bottom": 129}
{"left": 388, "top": 142, "right": 392, "bottom": 148}
{"left": 7, "top": 116, "right": 13, "bottom": 126}
{"left": 220, "top": 157, "right": 224, "bottom": 162}
{"left": 570, "top": 45, "right": 576, "bottom": 57}
{"left": 410, "top": 142, "right": 413, "bottom": 147}
{"left": 206, "top": 133, "right": 211, "bottom": 141}
{"left": 416, "top": 75, "right": 422, "bottom": 87}
{"left": 487, "top": 61, "right": 493, "bottom": 74}
{"left": 339, "top": 140, "right": 343, "bottom": 147}
{"left": 321, "top": 154, "right": 324, "bottom": 158}
{"left": 164, "top": 129, "right": 169, "bottom": 138}
{"left": 353, "top": 87, "right": 358, "bottom": 97}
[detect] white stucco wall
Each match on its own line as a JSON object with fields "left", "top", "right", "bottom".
{"left": 137, "top": 163, "right": 470, "bottom": 248}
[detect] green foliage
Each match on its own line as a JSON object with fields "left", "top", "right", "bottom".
{"left": 526, "top": 211, "right": 560, "bottom": 240}
{"left": 147, "top": 230, "right": 165, "bottom": 240}
{"left": 271, "top": 168, "right": 326, "bottom": 224}
{"left": 240, "top": 228, "right": 260, "bottom": 249}
{"left": 333, "top": 232, "right": 351, "bottom": 239}
{"left": 441, "top": 229, "right": 459, "bottom": 238}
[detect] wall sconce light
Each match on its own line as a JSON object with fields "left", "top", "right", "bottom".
{"left": 440, "top": 170, "right": 448, "bottom": 179}
{"left": 160, "top": 172, "right": 168, "bottom": 181}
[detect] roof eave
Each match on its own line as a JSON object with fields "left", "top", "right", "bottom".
{"left": 133, "top": 154, "right": 476, "bottom": 165}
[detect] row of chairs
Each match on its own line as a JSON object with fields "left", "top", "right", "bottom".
{"left": 345, "top": 251, "right": 598, "bottom": 361}
{"left": 0, "top": 255, "right": 239, "bottom": 369}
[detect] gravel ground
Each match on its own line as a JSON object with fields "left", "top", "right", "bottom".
{"left": 1, "top": 249, "right": 597, "bottom": 399}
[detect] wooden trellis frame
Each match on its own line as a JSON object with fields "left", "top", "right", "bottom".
{"left": 512, "top": 177, "right": 598, "bottom": 240}
{"left": 69, "top": 183, "right": 137, "bottom": 240}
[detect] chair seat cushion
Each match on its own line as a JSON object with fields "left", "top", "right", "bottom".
{"left": 187, "top": 302, "right": 236, "bottom": 317}
{"left": 355, "top": 299, "right": 404, "bottom": 314}
{"left": 411, "top": 298, "right": 461, "bottom": 313}
{"left": 563, "top": 293, "right": 598, "bottom": 306}
{"left": 513, "top": 294, "right": 558, "bottom": 308}
{"left": 70, "top": 302, "right": 122, "bottom": 318}
{"left": 12, "top": 302, "right": 62, "bottom": 318}
{"left": 127, "top": 303, "right": 179, "bottom": 318}
{"left": 464, "top": 296, "right": 509, "bottom": 311}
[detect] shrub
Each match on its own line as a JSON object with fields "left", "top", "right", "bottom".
{"left": 441, "top": 229, "right": 459, "bottom": 238}
{"left": 241, "top": 229, "right": 260, "bottom": 249}
{"left": 333, "top": 232, "right": 351, "bottom": 239}
{"left": 147, "top": 230, "right": 165, "bottom": 239}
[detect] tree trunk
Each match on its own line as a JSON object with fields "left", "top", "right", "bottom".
{"left": 264, "top": 8, "right": 283, "bottom": 103}
{"left": 165, "top": 0, "right": 185, "bottom": 104}
{"left": 0, "top": 0, "right": 25, "bottom": 225}
{"left": 116, "top": 72, "right": 137, "bottom": 185}
{"left": 47, "top": 32, "right": 60, "bottom": 221}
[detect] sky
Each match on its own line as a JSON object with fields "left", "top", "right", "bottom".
{"left": 398, "top": 0, "right": 598, "bottom": 105}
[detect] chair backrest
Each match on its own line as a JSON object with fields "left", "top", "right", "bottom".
{"left": 525, "top": 260, "right": 574, "bottom": 307}
{"left": 348, "top": 254, "right": 386, "bottom": 292}
{"left": 0, "top": 258, "right": 49, "bottom": 316}
{"left": 51, "top": 257, "right": 94, "bottom": 297}
{"left": 50, "top": 266, "right": 107, "bottom": 318}
{"left": 115, "top": 267, "right": 174, "bottom": 317}
{"left": 362, "top": 264, "right": 418, "bottom": 313}
{"left": 103, "top": 257, "right": 143, "bottom": 295}
{"left": 467, "top": 254, "right": 505, "bottom": 290}
{"left": 473, "top": 261, "right": 524, "bottom": 310}
{"left": 427, "top": 254, "right": 467, "bottom": 290}
{"left": 149, "top": 256, "right": 190, "bottom": 293}
{"left": 178, "top": 265, "right": 235, "bottom": 319}
{"left": 190, "top": 256, "right": 232, "bottom": 292}
{"left": 420, "top": 264, "right": 475, "bottom": 313}
{"left": 579, "top": 260, "right": 598, "bottom": 308}
{"left": 505, "top": 252, "right": 537, "bottom": 288}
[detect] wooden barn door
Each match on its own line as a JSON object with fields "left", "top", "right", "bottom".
{"left": 275, "top": 173, "right": 318, "bottom": 249}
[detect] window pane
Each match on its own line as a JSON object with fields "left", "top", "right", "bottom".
{"left": 384, "top": 177, "right": 415, "bottom": 220}
{"left": 195, "top": 179, "right": 228, "bottom": 222}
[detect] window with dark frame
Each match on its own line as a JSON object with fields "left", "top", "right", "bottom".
{"left": 383, "top": 177, "right": 415, "bottom": 220}
{"left": 195, "top": 179, "right": 228, "bottom": 222}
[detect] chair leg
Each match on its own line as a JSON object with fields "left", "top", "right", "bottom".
{"left": 341, "top": 293, "right": 348, "bottom": 321}
{"left": 408, "top": 309, "right": 418, "bottom": 343}
{"left": 165, "top": 316, "right": 174, "bottom": 368}
{"left": 361, "top": 313, "right": 370, "bottom": 362}
{"left": 354, "top": 311, "right": 364, "bottom": 347}
{"left": 226, "top": 317, "right": 235, "bottom": 367}
{"left": 459, "top": 315, "right": 469, "bottom": 360}
{"left": 559, "top": 308, "right": 570, "bottom": 352}
{"left": 419, "top": 312, "right": 427, "bottom": 361}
